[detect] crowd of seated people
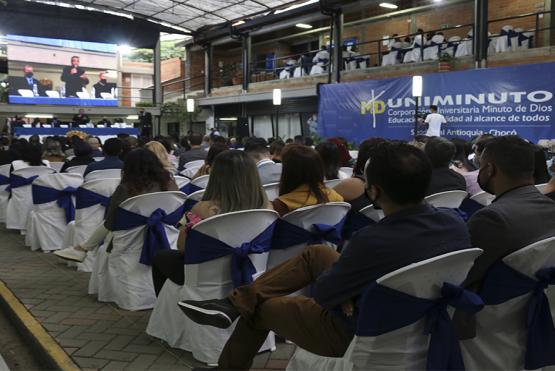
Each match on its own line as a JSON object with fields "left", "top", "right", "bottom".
{"left": 1, "top": 127, "right": 554, "bottom": 370}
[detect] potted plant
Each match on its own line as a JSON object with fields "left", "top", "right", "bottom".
{"left": 438, "top": 53, "right": 453, "bottom": 72}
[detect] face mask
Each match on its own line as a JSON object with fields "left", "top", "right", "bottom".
{"left": 477, "top": 166, "right": 494, "bottom": 195}
{"left": 100, "top": 79, "right": 107, "bottom": 83}
{"left": 25, "top": 72, "right": 34, "bottom": 78}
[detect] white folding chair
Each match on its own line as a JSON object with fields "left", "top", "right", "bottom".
{"left": 84, "top": 169, "right": 122, "bottom": 182}
{"left": 425, "top": 190, "right": 468, "bottom": 209}
{"left": 48, "top": 162, "right": 64, "bottom": 172}
{"left": 6, "top": 166, "right": 56, "bottom": 231}
{"left": 470, "top": 191, "right": 495, "bottom": 206}
{"left": 461, "top": 237, "right": 555, "bottom": 370}
{"left": 63, "top": 178, "right": 121, "bottom": 272}
{"left": 423, "top": 34, "right": 445, "bottom": 61}
{"left": 0, "top": 164, "right": 11, "bottom": 223}
{"left": 495, "top": 25, "right": 514, "bottom": 53}
{"left": 26, "top": 173, "right": 83, "bottom": 252}
{"left": 268, "top": 202, "right": 351, "bottom": 269}
{"left": 92, "top": 191, "right": 186, "bottom": 311}
{"left": 287, "top": 248, "right": 483, "bottom": 371}
{"left": 66, "top": 165, "right": 88, "bottom": 176}
{"left": 263, "top": 183, "right": 280, "bottom": 201}
{"left": 147, "top": 209, "right": 279, "bottom": 365}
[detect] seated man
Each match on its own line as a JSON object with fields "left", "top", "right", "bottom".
{"left": 83, "top": 138, "right": 123, "bottom": 176}
{"left": 244, "top": 137, "right": 282, "bottom": 185}
{"left": 424, "top": 136, "right": 467, "bottom": 195}
{"left": 179, "top": 142, "right": 472, "bottom": 370}
{"left": 178, "top": 133, "right": 207, "bottom": 171}
{"left": 87, "top": 137, "right": 104, "bottom": 158}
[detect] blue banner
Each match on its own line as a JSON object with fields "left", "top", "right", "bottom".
{"left": 318, "top": 62, "right": 555, "bottom": 143}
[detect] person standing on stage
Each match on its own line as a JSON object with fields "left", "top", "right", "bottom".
{"left": 61, "top": 56, "right": 89, "bottom": 97}
{"left": 138, "top": 108, "right": 153, "bottom": 138}
{"left": 72, "top": 109, "right": 90, "bottom": 128}
{"left": 424, "top": 105, "right": 447, "bottom": 137}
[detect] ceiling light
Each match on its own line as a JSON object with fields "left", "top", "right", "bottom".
{"left": 379, "top": 2, "right": 398, "bottom": 9}
{"left": 220, "top": 117, "right": 238, "bottom": 121}
{"left": 296, "top": 23, "right": 313, "bottom": 29}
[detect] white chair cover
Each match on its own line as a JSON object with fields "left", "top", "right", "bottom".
{"left": 185, "top": 160, "right": 205, "bottom": 169}
{"left": 339, "top": 167, "right": 354, "bottom": 177}
{"left": 0, "top": 164, "right": 11, "bottom": 223}
{"left": 66, "top": 165, "right": 88, "bottom": 176}
{"left": 49, "top": 162, "right": 64, "bottom": 173}
{"left": 267, "top": 202, "right": 351, "bottom": 269}
{"left": 93, "top": 191, "right": 187, "bottom": 311}
{"left": 192, "top": 174, "right": 210, "bottom": 189}
{"left": 425, "top": 190, "right": 468, "bottom": 209}
{"left": 324, "top": 179, "right": 343, "bottom": 188}
{"left": 180, "top": 166, "right": 201, "bottom": 179}
{"left": 359, "top": 204, "right": 384, "bottom": 223}
{"left": 443, "top": 36, "right": 462, "bottom": 57}
{"left": 6, "top": 166, "right": 56, "bottom": 230}
{"left": 423, "top": 34, "right": 445, "bottom": 60}
{"left": 84, "top": 169, "right": 122, "bottom": 182}
{"left": 63, "top": 178, "right": 121, "bottom": 272}
{"left": 26, "top": 173, "right": 84, "bottom": 252}
{"left": 495, "top": 25, "right": 514, "bottom": 53}
{"left": 455, "top": 31, "right": 473, "bottom": 57}
{"left": 263, "top": 183, "right": 280, "bottom": 201}
{"left": 469, "top": 191, "right": 495, "bottom": 206}
{"left": 147, "top": 210, "right": 279, "bottom": 364}
{"left": 461, "top": 237, "right": 555, "bottom": 370}
{"left": 287, "top": 248, "right": 483, "bottom": 371}
{"left": 174, "top": 176, "right": 191, "bottom": 191}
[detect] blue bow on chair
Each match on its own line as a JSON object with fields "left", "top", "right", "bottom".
{"left": 518, "top": 33, "right": 533, "bottom": 48}
{"left": 184, "top": 221, "right": 277, "bottom": 287}
{"left": 0, "top": 174, "right": 10, "bottom": 192}
{"left": 32, "top": 184, "right": 78, "bottom": 223}
{"left": 181, "top": 182, "right": 202, "bottom": 195}
{"left": 75, "top": 187, "right": 111, "bottom": 217}
{"left": 357, "top": 282, "right": 484, "bottom": 371}
{"left": 271, "top": 216, "right": 346, "bottom": 250}
{"left": 112, "top": 204, "right": 186, "bottom": 266}
{"left": 7, "top": 174, "right": 38, "bottom": 193}
{"left": 500, "top": 29, "right": 518, "bottom": 48}
{"left": 480, "top": 263, "right": 555, "bottom": 369}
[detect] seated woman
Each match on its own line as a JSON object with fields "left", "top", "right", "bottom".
{"left": 269, "top": 140, "right": 285, "bottom": 163}
{"left": 316, "top": 141, "right": 350, "bottom": 180}
{"left": 333, "top": 138, "right": 387, "bottom": 212}
{"left": 273, "top": 144, "right": 343, "bottom": 217}
{"left": 53, "top": 149, "right": 178, "bottom": 262}
{"left": 151, "top": 150, "right": 270, "bottom": 295}
{"left": 145, "top": 140, "right": 176, "bottom": 174}
{"left": 60, "top": 141, "right": 95, "bottom": 172}
{"left": 11, "top": 142, "right": 50, "bottom": 172}
{"left": 191, "top": 143, "right": 228, "bottom": 180}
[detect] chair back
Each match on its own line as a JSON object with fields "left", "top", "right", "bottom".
{"left": 425, "top": 190, "right": 468, "bottom": 209}
{"left": 263, "top": 183, "right": 279, "bottom": 201}
{"left": 66, "top": 165, "right": 88, "bottom": 176}
{"left": 268, "top": 202, "right": 351, "bottom": 268}
{"left": 185, "top": 160, "right": 205, "bottom": 169}
{"left": 469, "top": 191, "right": 495, "bottom": 206}
{"left": 324, "top": 179, "right": 342, "bottom": 188}
{"left": 339, "top": 167, "right": 353, "bottom": 177}
{"left": 184, "top": 210, "right": 279, "bottom": 288}
{"left": 359, "top": 204, "right": 385, "bottom": 222}
{"left": 348, "top": 249, "right": 483, "bottom": 371}
{"left": 84, "top": 169, "right": 122, "bottom": 182}
{"left": 191, "top": 174, "right": 210, "bottom": 189}
{"left": 535, "top": 183, "right": 548, "bottom": 193}
{"left": 49, "top": 162, "right": 64, "bottom": 172}
{"left": 32, "top": 172, "right": 83, "bottom": 192}
{"left": 174, "top": 176, "right": 191, "bottom": 192}
{"left": 0, "top": 164, "right": 12, "bottom": 222}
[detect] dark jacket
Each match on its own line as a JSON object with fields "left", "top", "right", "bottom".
{"left": 84, "top": 156, "right": 123, "bottom": 176}
{"left": 427, "top": 167, "right": 467, "bottom": 195}
{"left": 9, "top": 76, "right": 45, "bottom": 96}
{"left": 60, "top": 156, "right": 95, "bottom": 173}
{"left": 61, "top": 66, "right": 89, "bottom": 97}
{"left": 178, "top": 147, "right": 207, "bottom": 171}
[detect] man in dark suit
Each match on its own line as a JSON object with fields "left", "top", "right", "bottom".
{"left": 178, "top": 142, "right": 472, "bottom": 370}
{"left": 138, "top": 108, "right": 153, "bottom": 138}
{"left": 9, "top": 65, "right": 45, "bottom": 96}
{"left": 61, "top": 56, "right": 89, "bottom": 97}
{"left": 425, "top": 136, "right": 467, "bottom": 195}
{"left": 72, "top": 109, "right": 90, "bottom": 128}
{"left": 92, "top": 72, "right": 116, "bottom": 99}
{"left": 455, "top": 136, "right": 555, "bottom": 338}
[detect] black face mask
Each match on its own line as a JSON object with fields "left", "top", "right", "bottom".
{"left": 366, "top": 186, "right": 382, "bottom": 209}
{"left": 100, "top": 79, "right": 107, "bottom": 83}
{"left": 477, "top": 166, "right": 494, "bottom": 195}
{"left": 25, "top": 72, "right": 34, "bottom": 78}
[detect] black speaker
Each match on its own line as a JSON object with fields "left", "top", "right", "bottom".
{"left": 236, "top": 117, "right": 250, "bottom": 138}
{"left": 320, "top": 0, "right": 343, "bottom": 11}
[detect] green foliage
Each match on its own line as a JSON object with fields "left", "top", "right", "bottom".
{"left": 135, "top": 101, "right": 154, "bottom": 107}
{"left": 125, "top": 40, "right": 185, "bottom": 63}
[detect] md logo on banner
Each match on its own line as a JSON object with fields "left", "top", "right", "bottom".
{"left": 318, "top": 62, "right": 555, "bottom": 143}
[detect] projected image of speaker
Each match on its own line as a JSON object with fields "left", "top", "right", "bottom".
{"left": 236, "top": 117, "right": 250, "bottom": 139}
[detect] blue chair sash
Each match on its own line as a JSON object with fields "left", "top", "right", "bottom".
{"left": 112, "top": 203, "right": 186, "bottom": 266}
{"left": 500, "top": 29, "right": 518, "bottom": 47}
{"left": 181, "top": 182, "right": 202, "bottom": 195}
{"left": 459, "top": 198, "right": 483, "bottom": 218}
{"left": 518, "top": 33, "right": 533, "bottom": 48}
{"left": 7, "top": 174, "right": 38, "bottom": 193}
{"left": 32, "top": 184, "right": 78, "bottom": 223}
{"left": 184, "top": 221, "right": 277, "bottom": 288}
{"left": 342, "top": 211, "right": 375, "bottom": 240}
{"left": 317, "top": 58, "right": 329, "bottom": 64}
{"left": 75, "top": 187, "right": 111, "bottom": 218}
{"left": 480, "top": 262, "right": 555, "bottom": 369}
{"left": 357, "top": 282, "right": 484, "bottom": 371}
{"left": 447, "top": 41, "right": 459, "bottom": 55}
{"left": 0, "top": 174, "right": 9, "bottom": 192}
{"left": 271, "top": 216, "right": 346, "bottom": 250}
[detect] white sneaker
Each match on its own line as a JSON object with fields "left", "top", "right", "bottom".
{"left": 53, "top": 247, "right": 86, "bottom": 262}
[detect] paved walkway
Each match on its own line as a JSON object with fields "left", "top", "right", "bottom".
{"left": 0, "top": 226, "right": 295, "bottom": 370}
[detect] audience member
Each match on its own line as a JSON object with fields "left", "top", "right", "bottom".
{"left": 191, "top": 143, "right": 229, "bottom": 180}
{"left": 272, "top": 144, "right": 343, "bottom": 216}
{"left": 13, "top": 143, "right": 49, "bottom": 171}
{"left": 532, "top": 145, "right": 550, "bottom": 185}
{"left": 146, "top": 141, "right": 176, "bottom": 174}
{"left": 177, "top": 142, "right": 471, "bottom": 370}
{"left": 175, "top": 136, "right": 191, "bottom": 157}
{"left": 328, "top": 137, "right": 352, "bottom": 166}
{"left": 42, "top": 139, "right": 66, "bottom": 163}
{"left": 120, "top": 136, "right": 139, "bottom": 161}
{"left": 244, "top": 138, "right": 282, "bottom": 185}
{"left": 87, "top": 137, "right": 104, "bottom": 158}
{"left": 269, "top": 140, "right": 285, "bottom": 163}
{"left": 316, "top": 141, "right": 345, "bottom": 180}
{"left": 54, "top": 149, "right": 178, "bottom": 262}
{"left": 544, "top": 161, "right": 555, "bottom": 201}
{"left": 450, "top": 138, "right": 480, "bottom": 195}
{"left": 83, "top": 138, "right": 123, "bottom": 176}
{"left": 60, "top": 141, "right": 95, "bottom": 172}
{"left": 470, "top": 134, "right": 494, "bottom": 168}
{"left": 178, "top": 133, "right": 207, "bottom": 171}
{"left": 294, "top": 135, "right": 305, "bottom": 145}
{"left": 151, "top": 150, "right": 270, "bottom": 295}
{"left": 0, "top": 137, "right": 18, "bottom": 166}
{"left": 424, "top": 137, "right": 466, "bottom": 195}
{"left": 334, "top": 138, "right": 387, "bottom": 211}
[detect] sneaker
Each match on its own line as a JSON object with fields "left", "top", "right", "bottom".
{"left": 178, "top": 298, "right": 239, "bottom": 329}
{"left": 53, "top": 247, "right": 86, "bottom": 262}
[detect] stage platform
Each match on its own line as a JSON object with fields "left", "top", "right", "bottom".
{"left": 14, "top": 127, "right": 140, "bottom": 142}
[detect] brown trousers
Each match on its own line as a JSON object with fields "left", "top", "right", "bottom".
{"left": 218, "top": 245, "right": 353, "bottom": 370}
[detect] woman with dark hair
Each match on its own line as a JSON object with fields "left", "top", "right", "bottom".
{"left": 449, "top": 138, "right": 481, "bottom": 196}
{"left": 273, "top": 144, "right": 343, "bottom": 216}
{"left": 54, "top": 148, "right": 178, "bottom": 262}
{"left": 334, "top": 138, "right": 387, "bottom": 211}
{"left": 316, "top": 141, "right": 344, "bottom": 180}
{"left": 328, "top": 137, "right": 352, "bottom": 166}
{"left": 191, "top": 143, "right": 229, "bottom": 179}
{"left": 11, "top": 142, "right": 50, "bottom": 172}
{"left": 269, "top": 140, "right": 285, "bottom": 163}
{"left": 60, "top": 141, "right": 95, "bottom": 172}
{"left": 151, "top": 150, "right": 271, "bottom": 295}
{"left": 533, "top": 145, "right": 550, "bottom": 185}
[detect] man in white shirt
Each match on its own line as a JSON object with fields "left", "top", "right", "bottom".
{"left": 424, "top": 105, "right": 447, "bottom": 137}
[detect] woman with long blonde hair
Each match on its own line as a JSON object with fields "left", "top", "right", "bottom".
{"left": 145, "top": 141, "right": 176, "bottom": 174}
